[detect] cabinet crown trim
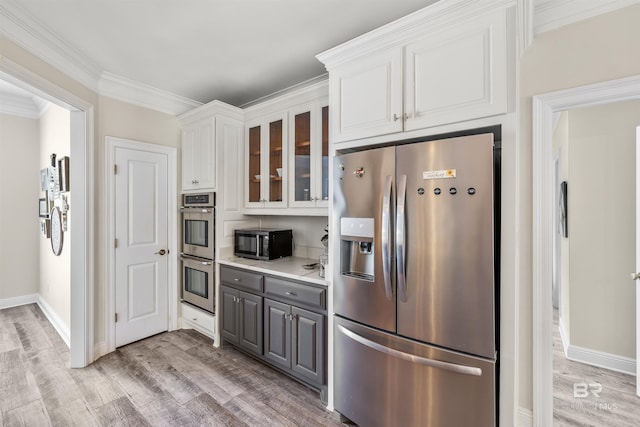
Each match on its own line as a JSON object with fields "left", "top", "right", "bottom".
{"left": 178, "top": 100, "right": 244, "bottom": 125}
{"left": 316, "top": 0, "right": 514, "bottom": 68}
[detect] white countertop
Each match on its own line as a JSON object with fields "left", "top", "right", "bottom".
{"left": 218, "top": 256, "right": 328, "bottom": 287}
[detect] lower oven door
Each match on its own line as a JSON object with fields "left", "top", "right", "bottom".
{"left": 181, "top": 256, "right": 215, "bottom": 313}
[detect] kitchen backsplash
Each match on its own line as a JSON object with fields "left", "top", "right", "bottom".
{"left": 258, "top": 216, "right": 328, "bottom": 260}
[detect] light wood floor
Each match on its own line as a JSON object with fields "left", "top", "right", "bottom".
{"left": 553, "top": 309, "right": 640, "bottom": 426}
{"left": 0, "top": 304, "right": 343, "bottom": 426}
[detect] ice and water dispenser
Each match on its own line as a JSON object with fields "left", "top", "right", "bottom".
{"left": 340, "top": 217, "right": 375, "bottom": 281}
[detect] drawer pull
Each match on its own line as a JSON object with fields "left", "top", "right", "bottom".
{"left": 234, "top": 278, "right": 240, "bottom": 282}
{"left": 192, "top": 317, "right": 197, "bottom": 321}
{"left": 285, "top": 291, "right": 297, "bottom": 296}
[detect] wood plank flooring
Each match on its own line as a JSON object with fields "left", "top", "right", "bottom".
{"left": 0, "top": 304, "right": 343, "bottom": 427}
{"left": 553, "top": 309, "right": 640, "bottom": 426}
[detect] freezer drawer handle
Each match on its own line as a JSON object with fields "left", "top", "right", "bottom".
{"left": 396, "top": 174, "right": 408, "bottom": 302}
{"left": 338, "top": 325, "right": 482, "bottom": 377}
{"left": 381, "top": 175, "right": 393, "bottom": 300}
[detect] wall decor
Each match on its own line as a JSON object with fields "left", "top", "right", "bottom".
{"left": 50, "top": 206, "right": 63, "bottom": 255}
{"left": 39, "top": 198, "right": 49, "bottom": 218}
{"left": 40, "top": 218, "right": 50, "bottom": 238}
{"left": 40, "top": 168, "right": 49, "bottom": 191}
{"left": 58, "top": 156, "right": 69, "bottom": 192}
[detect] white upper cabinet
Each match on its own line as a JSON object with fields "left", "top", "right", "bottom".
{"left": 242, "top": 81, "right": 328, "bottom": 215}
{"left": 179, "top": 102, "right": 244, "bottom": 194}
{"left": 318, "top": 6, "right": 512, "bottom": 144}
{"left": 182, "top": 118, "right": 215, "bottom": 191}
{"left": 329, "top": 48, "right": 403, "bottom": 142}
{"left": 288, "top": 102, "right": 330, "bottom": 209}
{"left": 404, "top": 10, "right": 507, "bottom": 131}
{"left": 245, "top": 112, "right": 288, "bottom": 209}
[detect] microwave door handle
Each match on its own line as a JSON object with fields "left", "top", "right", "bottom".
{"left": 396, "top": 174, "right": 408, "bottom": 302}
{"left": 256, "top": 235, "right": 260, "bottom": 257}
{"left": 381, "top": 175, "right": 393, "bottom": 300}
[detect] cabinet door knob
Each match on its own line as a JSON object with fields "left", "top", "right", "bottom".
{"left": 393, "top": 114, "right": 400, "bottom": 122}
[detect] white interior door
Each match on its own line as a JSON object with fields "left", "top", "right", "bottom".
{"left": 115, "top": 146, "right": 169, "bottom": 347}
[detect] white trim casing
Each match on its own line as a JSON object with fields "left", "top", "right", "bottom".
{"left": 532, "top": 74, "right": 640, "bottom": 427}
{"left": 105, "top": 136, "right": 178, "bottom": 354}
{"left": 0, "top": 56, "right": 96, "bottom": 369}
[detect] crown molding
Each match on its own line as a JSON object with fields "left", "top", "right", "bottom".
{"left": 316, "top": 0, "right": 516, "bottom": 69}
{"left": 178, "top": 99, "right": 244, "bottom": 126}
{"left": 99, "top": 72, "right": 201, "bottom": 116}
{"left": 0, "top": 1, "right": 202, "bottom": 116}
{"left": 0, "top": 1, "right": 102, "bottom": 91}
{"left": 0, "top": 91, "right": 40, "bottom": 118}
{"left": 243, "top": 78, "right": 328, "bottom": 121}
{"left": 534, "top": 0, "right": 640, "bottom": 34}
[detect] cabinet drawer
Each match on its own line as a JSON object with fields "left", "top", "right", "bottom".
{"left": 182, "top": 303, "right": 215, "bottom": 336}
{"left": 220, "top": 266, "right": 263, "bottom": 292}
{"left": 265, "top": 277, "right": 325, "bottom": 310}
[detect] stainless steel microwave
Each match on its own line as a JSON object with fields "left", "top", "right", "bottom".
{"left": 234, "top": 228, "right": 293, "bottom": 260}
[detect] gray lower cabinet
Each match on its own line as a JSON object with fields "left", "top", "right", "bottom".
{"left": 265, "top": 298, "right": 325, "bottom": 386}
{"left": 221, "top": 285, "right": 263, "bottom": 356}
{"left": 264, "top": 299, "right": 325, "bottom": 387}
{"left": 220, "top": 265, "right": 327, "bottom": 395}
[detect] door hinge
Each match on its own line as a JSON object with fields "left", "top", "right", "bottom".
{"left": 115, "top": 313, "right": 118, "bottom": 323}
{"left": 114, "top": 164, "right": 118, "bottom": 174}
{"left": 114, "top": 238, "right": 118, "bottom": 249}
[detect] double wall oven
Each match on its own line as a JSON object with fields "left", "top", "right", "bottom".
{"left": 181, "top": 192, "right": 215, "bottom": 313}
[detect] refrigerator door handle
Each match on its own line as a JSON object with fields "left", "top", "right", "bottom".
{"left": 338, "top": 325, "right": 482, "bottom": 376}
{"left": 396, "top": 174, "right": 408, "bottom": 302}
{"left": 381, "top": 175, "right": 393, "bottom": 300}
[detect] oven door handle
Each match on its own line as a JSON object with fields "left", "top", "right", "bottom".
{"left": 180, "top": 254, "right": 213, "bottom": 266}
{"left": 180, "top": 206, "right": 214, "bottom": 214}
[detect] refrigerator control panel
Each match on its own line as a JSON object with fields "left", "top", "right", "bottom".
{"left": 340, "top": 217, "right": 374, "bottom": 239}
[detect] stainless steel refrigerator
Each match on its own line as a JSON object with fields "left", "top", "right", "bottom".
{"left": 333, "top": 133, "right": 498, "bottom": 427}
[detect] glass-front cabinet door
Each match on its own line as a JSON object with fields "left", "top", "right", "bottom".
{"left": 247, "top": 125, "right": 262, "bottom": 204}
{"left": 245, "top": 113, "right": 287, "bottom": 208}
{"left": 289, "top": 102, "right": 329, "bottom": 209}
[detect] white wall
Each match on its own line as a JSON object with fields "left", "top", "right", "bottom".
{"left": 39, "top": 103, "right": 71, "bottom": 328}
{"left": 519, "top": 2, "right": 640, "bottom": 411}
{"left": 567, "top": 100, "right": 639, "bottom": 359}
{"left": 0, "top": 113, "right": 40, "bottom": 301}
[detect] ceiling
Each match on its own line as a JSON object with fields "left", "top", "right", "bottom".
{"left": 0, "top": 0, "right": 438, "bottom": 109}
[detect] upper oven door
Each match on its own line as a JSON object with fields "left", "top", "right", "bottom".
{"left": 182, "top": 207, "right": 215, "bottom": 259}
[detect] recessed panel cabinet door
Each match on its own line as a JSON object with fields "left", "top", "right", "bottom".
{"left": 404, "top": 9, "right": 507, "bottom": 131}
{"left": 264, "top": 299, "right": 291, "bottom": 370}
{"left": 330, "top": 47, "right": 403, "bottom": 143}
{"left": 238, "top": 291, "right": 263, "bottom": 356}
{"left": 292, "top": 307, "right": 324, "bottom": 385}
{"left": 221, "top": 286, "right": 239, "bottom": 344}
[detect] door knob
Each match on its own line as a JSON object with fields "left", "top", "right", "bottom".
{"left": 631, "top": 272, "right": 640, "bottom": 280}
{"left": 155, "top": 249, "right": 167, "bottom": 256}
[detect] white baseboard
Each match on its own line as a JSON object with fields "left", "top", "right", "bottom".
{"left": 518, "top": 407, "right": 533, "bottom": 427}
{"left": 558, "top": 314, "right": 635, "bottom": 375}
{"left": 36, "top": 296, "right": 70, "bottom": 348}
{"left": 0, "top": 293, "right": 38, "bottom": 309}
{"left": 566, "top": 344, "right": 636, "bottom": 376}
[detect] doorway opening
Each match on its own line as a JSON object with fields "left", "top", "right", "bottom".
{"left": 0, "top": 59, "right": 95, "bottom": 368}
{"left": 533, "top": 75, "right": 640, "bottom": 426}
